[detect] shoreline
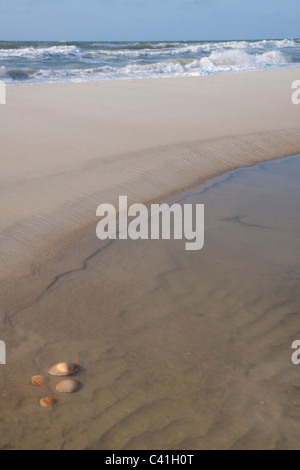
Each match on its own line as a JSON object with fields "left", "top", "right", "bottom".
{"left": 2, "top": 150, "right": 299, "bottom": 311}
{"left": 4, "top": 65, "right": 299, "bottom": 87}
{"left": 1, "top": 68, "right": 300, "bottom": 287}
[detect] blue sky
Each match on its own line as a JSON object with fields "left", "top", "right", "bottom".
{"left": 0, "top": 0, "right": 299, "bottom": 41}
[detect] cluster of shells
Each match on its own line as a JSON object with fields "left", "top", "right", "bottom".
{"left": 31, "top": 362, "right": 81, "bottom": 408}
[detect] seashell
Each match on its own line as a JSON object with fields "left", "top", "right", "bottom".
{"left": 39, "top": 397, "right": 56, "bottom": 408}
{"left": 48, "top": 362, "right": 78, "bottom": 377}
{"left": 31, "top": 375, "right": 50, "bottom": 387}
{"left": 56, "top": 379, "right": 81, "bottom": 393}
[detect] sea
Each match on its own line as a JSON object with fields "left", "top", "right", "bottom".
{"left": 0, "top": 38, "right": 300, "bottom": 85}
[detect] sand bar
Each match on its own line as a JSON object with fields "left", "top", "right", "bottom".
{"left": 1, "top": 68, "right": 300, "bottom": 284}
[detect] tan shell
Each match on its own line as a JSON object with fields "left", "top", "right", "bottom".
{"left": 31, "top": 375, "right": 50, "bottom": 387}
{"left": 56, "top": 379, "right": 81, "bottom": 393}
{"left": 48, "top": 362, "right": 78, "bottom": 377}
{"left": 39, "top": 397, "right": 56, "bottom": 408}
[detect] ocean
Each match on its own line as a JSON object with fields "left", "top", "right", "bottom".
{"left": 0, "top": 39, "right": 300, "bottom": 85}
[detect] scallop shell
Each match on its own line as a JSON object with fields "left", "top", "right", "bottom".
{"left": 31, "top": 375, "right": 50, "bottom": 387}
{"left": 48, "top": 362, "right": 78, "bottom": 377}
{"left": 56, "top": 379, "right": 81, "bottom": 393}
{"left": 39, "top": 397, "right": 56, "bottom": 408}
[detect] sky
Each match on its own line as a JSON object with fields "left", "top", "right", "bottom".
{"left": 0, "top": 0, "right": 299, "bottom": 41}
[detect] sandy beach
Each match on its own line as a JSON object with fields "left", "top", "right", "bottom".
{"left": 1, "top": 68, "right": 300, "bottom": 449}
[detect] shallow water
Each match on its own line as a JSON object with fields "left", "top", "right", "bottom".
{"left": 0, "top": 155, "right": 300, "bottom": 449}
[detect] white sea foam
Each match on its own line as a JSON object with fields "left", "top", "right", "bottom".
{"left": 0, "top": 45, "right": 80, "bottom": 59}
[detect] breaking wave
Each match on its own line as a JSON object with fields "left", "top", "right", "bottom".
{"left": 0, "top": 39, "right": 298, "bottom": 84}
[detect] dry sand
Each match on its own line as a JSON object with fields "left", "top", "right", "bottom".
{"left": 1, "top": 69, "right": 300, "bottom": 449}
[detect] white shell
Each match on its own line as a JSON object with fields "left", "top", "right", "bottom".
{"left": 56, "top": 379, "right": 81, "bottom": 393}
{"left": 48, "top": 362, "right": 78, "bottom": 377}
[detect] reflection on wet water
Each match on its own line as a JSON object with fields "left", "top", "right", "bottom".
{"left": 1, "top": 155, "right": 300, "bottom": 450}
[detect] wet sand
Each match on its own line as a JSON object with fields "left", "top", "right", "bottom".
{"left": 0, "top": 155, "right": 300, "bottom": 450}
